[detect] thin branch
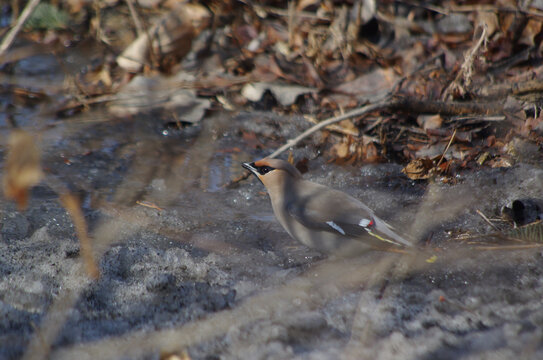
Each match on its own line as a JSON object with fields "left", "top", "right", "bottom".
{"left": 304, "top": 115, "right": 360, "bottom": 137}
{"left": 436, "top": 128, "right": 456, "bottom": 168}
{"left": 228, "top": 96, "right": 506, "bottom": 187}
{"left": 395, "top": 1, "right": 543, "bottom": 20}
{"left": 125, "top": 0, "right": 145, "bottom": 36}
{"left": 388, "top": 97, "right": 504, "bottom": 116}
{"left": 476, "top": 209, "right": 500, "bottom": 231}
{"left": 268, "top": 99, "right": 389, "bottom": 158}
{"left": 473, "top": 244, "right": 543, "bottom": 251}
{"left": 268, "top": 96, "right": 504, "bottom": 160}
{"left": 287, "top": 1, "right": 295, "bottom": 48}
{"left": 442, "top": 24, "right": 487, "bottom": 99}
{"left": 0, "top": 0, "right": 41, "bottom": 57}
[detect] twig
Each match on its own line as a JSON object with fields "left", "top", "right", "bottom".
{"left": 436, "top": 128, "right": 456, "bottom": 168}
{"left": 223, "top": 170, "right": 251, "bottom": 189}
{"left": 448, "top": 115, "right": 505, "bottom": 122}
{"left": 92, "top": 1, "right": 111, "bottom": 46}
{"left": 287, "top": 1, "right": 295, "bottom": 48}
{"left": 476, "top": 209, "right": 500, "bottom": 231}
{"left": 462, "top": 25, "right": 487, "bottom": 77}
{"left": 442, "top": 25, "right": 487, "bottom": 99}
{"left": 230, "top": 96, "right": 506, "bottom": 187}
{"left": 136, "top": 200, "right": 164, "bottom": 211}
{"left": 125, "top": 0, "right": 145, "bottom": 36}
{"left": 267, "top": 97, "right": 504, "bottom": 160}
{"left": 474, "top": 244, "right": 543, "bottom": 251}
{"left": 268, "top": 99, "right": 389, "bottom": 158}
{"left": 388, "top": 97, "right": 503, "bottom": 116}
{"left": 226, "top": 101, "right": 387, "bottom": 186}
{"left": 395, "top": 1, "right": 543, "bottom": 20}
{"left": 0, "top": 0, "right": 41, "bottom": 57}
{"left": 251, "top": 4, "right": 331, "bottom": 21}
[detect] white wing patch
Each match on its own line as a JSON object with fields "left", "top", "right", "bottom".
{"left": 326, "top": 221, "right": 345, "bottom": 235}
{"left": 359, "top": 218, "right": 372, "bottom": 228}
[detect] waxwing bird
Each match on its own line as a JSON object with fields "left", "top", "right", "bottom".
{"left": 242, "top": 158, "right": 412, "bottom": 253}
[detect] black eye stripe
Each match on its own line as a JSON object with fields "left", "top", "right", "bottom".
{"left": 257, "top": 166, "right": 274, "bottom": 175}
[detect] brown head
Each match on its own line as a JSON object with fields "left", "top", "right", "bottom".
{"left": 242, "top": 158, "right": 302, "bottom": 193}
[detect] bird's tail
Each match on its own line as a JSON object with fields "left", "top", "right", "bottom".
{"left": 370, "top": 217, "right": 413, "bottom": 247}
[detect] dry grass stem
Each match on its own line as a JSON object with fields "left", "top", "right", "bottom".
{"left": 476, "top": 209, "right": 500, "bottom": 231}
{"left": 60, "top": 193, "right": 100, "bottom": 279}
{"left": 268, "top": 99, "right": 389, "bottom": 159}
{"left": 0, "top": 0, "right": 41, "bottom": 56}
{"left": 125, "top": 0, "right": 144, "bottom": 36}
{"left": 436, "top": 128, "right": 457, "bottom": 168}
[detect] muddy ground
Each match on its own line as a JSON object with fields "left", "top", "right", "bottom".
{"left": 1, "top": 108, "right": 543, "bottom": 360}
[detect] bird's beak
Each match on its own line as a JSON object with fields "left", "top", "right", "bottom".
{"left": 242, "top": 162, "right": 258, "bottom": 175}
{"left": 242, "top": 162, "right": 264, "bottom": 185}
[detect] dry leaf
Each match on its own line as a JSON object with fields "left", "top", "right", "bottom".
{"left": 402, "top": 158, "right": 434, "bottom": 180}
{"left": 108, "top": 74, "right": 210, "bottom": 121}
{"left": 3, "top": 130, "right": 43, "bottom": 210}
{"left": 333, "top": 68, "right": 399, "bottom": 101}
{"left": 475, "top": 11, "right": 499, "bottom": 38}
{"left": 417, "top": 114, "right": 443, "bottom": 130}
{"left": 520, "top": 18, "right": 543, "bottom": 47}
{"left": 117, "top": 3, "right": 210, "bottom": 72}
{"left": 332, "top": 140, "right": 350, "bottom": 158}
{"left": 363, "top": 142, "right": 381, "bottom": 163}
{"left": 489, "top": 156, "right": 513, "bottom": 168}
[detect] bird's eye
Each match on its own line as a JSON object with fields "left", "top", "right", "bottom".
{"left": 258, "top": 166, "right": 274, "bottom": 175}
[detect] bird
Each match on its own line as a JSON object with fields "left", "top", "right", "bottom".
{"left": 242, "top": 158, "right": 412, "bottom": 254}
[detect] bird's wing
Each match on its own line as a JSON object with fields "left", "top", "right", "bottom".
{"left": 286, "top": 184, "right": 411, "bottom": 247}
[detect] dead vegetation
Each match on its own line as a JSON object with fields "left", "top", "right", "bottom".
{"left": 2, "top": 1, "right": 543, "bottom": 359}
{"left": 2, "top": 0, "right": 543, "bottom": 178}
